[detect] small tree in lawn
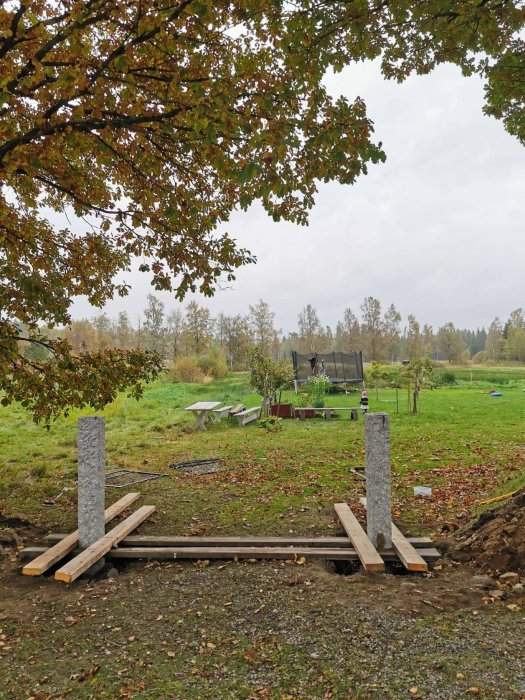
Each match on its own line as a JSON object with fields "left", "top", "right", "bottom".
{"left": 248, "top": 348, "right": 294, "bottom": 418}
{"left": 367, "top": 361, "right": 391, "bottom": 400}
{"left": 403, "top": 357, "right": 433, "bottom": 415}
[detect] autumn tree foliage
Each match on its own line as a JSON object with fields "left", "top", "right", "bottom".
{"left": 1, "top": 1, "right": 523, "bottom": 422}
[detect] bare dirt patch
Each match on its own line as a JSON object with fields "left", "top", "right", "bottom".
{"left": 1, "top": 555, "right": 524, "bottom": 700}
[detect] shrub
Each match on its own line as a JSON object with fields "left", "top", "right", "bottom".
{"left": 303, "top": 374, "right": 331, "bottom": 406}
{"left": 473, "top": 351, "right": 489, "bottom": 363}
{"left": 259, "top": 415, "right": 283, "bottom": 432}
{"left": 296, "top": 391, "right": 311, "bottom": 407}
{"left": 169, "top": 356, "right": 205, "bottom": 383}
{"left": 440, "top": 371, "right": 457, "bottom": 385}
{"left": 197, "top": 346, "right": 229, "bottom": 378}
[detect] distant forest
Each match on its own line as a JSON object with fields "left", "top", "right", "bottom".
{"left": 23, "top": 296, "right": 525, "bottom": 370}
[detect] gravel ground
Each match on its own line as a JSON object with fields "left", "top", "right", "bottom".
{"left": 1, "top": 554, "right": 524, "bottom": 699}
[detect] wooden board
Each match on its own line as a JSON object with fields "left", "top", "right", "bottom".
{"left": 212, "top": 406, "right": 233, "bottom": 422}
{"left": 229, "top": 404, "right": 245, "bottom": 416}
{"left": 391, "top": 522, "right": 428, "bottom": 572}
{"left": 22, "top": 492, "right": 141, "bottom": 576}
{"left": 44, "top": 534, "right": 433, "bottom": 548}
{"left": 109, "top": 546, "right": 440, "bottom": 562}
{"left": 236, "top": 407, "right": 260, "bottom": 426}
{"left": 20, "top": 546, "right": 441, "bottom": 563}
{"left": 333, "top": 503, "right": 385, "bottom": 571}
{"left": 54, "top": 505, "right": 155, "bottom": 583}
{"left": 359, "top": 497, "right": 429, "bottom": 572}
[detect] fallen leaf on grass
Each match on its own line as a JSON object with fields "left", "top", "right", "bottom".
{"left": 243, "top": 650, "right": 256, "bottom": 664}
{"left": 70, "top": 664, "right": 100, "bottom": 682}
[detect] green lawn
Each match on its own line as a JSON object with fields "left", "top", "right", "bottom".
{"left": 1, "top": 371, "right": 524, "bottom": 536}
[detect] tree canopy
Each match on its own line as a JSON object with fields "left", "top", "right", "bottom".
{"left": 1, "top": 1, "right": 523, "bottom": 422}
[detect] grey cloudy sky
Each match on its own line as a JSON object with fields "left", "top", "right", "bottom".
{"left": 71, "top": 60, "right": 525, "bottom": 335}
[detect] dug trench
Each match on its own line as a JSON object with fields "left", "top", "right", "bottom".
{"left": 2, "top": 520, "right": 523, "bottom": 618}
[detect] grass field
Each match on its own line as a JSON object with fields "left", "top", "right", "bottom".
{"left": 1, "top": 369, "right": 524, "bottom": 535}
{"left": 435, "top": 364, "right": 525, "bottom": 384}
{"left": 1, "top": 369, "right": 525, "bottom": 699}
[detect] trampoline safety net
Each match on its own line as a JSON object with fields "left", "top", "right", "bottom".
{"left": 292, "top": 351, "right": 364, "bottom": 384}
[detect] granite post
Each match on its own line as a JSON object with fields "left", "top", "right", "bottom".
{"left": 365, "top": 413, "right": 392, "bottom": 550}
{"left": 77, "top": 417, "right": 106, "bottom": 571}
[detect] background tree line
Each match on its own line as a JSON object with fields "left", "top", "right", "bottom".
{"left": 22, "top": 296, "right": 525, "bottom": 375}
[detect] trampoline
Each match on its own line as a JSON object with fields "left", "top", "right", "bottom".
{"left": 292, "top": 350, "right": 364, "bottom": 385}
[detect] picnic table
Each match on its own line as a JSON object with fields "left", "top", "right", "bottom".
{"left": 185, "top": 401, "right": 222, "bottom": 430}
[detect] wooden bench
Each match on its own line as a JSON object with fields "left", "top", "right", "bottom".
{"left": 235, "top": 406, "right": 260, "bottom": 426}
{"left": 321, "top": 407, "right": 363, "bottom": 420}
{"left": 212, "top": 405, "right": 233, "bottom": 422}
{"left": 295, "top": 407, "right": 363, "bottom": 421}
{"left": 228, "top": 404, "right": 245, "bottom": 417}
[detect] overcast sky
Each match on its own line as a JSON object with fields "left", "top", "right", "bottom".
{"left": 71, "top": 60, "right": 525, "bottom": 335}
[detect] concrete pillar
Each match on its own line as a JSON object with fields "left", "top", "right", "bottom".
{"left": 77, "top": 417, "right": 106, "bottom": 556}
{"left": 365, "top": 413, "right": 392, "bottom": 550}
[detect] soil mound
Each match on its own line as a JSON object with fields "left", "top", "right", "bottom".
{"left": 451, "top": 488, "right": 525, "bottom": 574}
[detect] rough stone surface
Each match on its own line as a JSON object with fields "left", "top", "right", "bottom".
{"left": 499, "top": 572, "right": 519, "bottom": 585}
{"left": 472, "top": 575, "right": 495, "bottom": 589}
{"left": 77, "top": 417, "right": 106, "bottom": 554}
{"left": 365, "top": 413, "right": 392, "bottom": 550}
{"left": 0, "top": 528, "right": 20, "bottom": 547}
{"left": 489, "top": 589, "right": 505, "bottom": 600}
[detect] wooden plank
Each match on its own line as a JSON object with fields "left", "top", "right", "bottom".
{"left": 54, "top": 505, "right": 155, "bottom": 583}
{"left": 212, "top": 406, "right": 233, "bottom": 422}
{"left": 106, "top": 546, "right": 440, "bottom": 562}
{"left": 236, "top": 407, "right": 260, "bottom": 426}
{"left": 22, "top": 493, "right": 141, "bottom": 576}
{"left": 229, "top": 404, "right": 245, "bottom": 416}
{"left": 21, "top": 546, "right": 441, "bottom": 563}
{"left": 360, "top": 496, "right": 430, "bottom": 571}
{"left": 333, "top": 503, "right": 385, "bottom": 571}
{"left": 391, "top": 522, "right": 428, "bottom": 572}
{"left": 44, "top": 533, "right": 433, "bottom": 548}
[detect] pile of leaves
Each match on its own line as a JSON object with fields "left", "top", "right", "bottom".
{"left": 451, "top": 488, "right": 525, "bottom": 574}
